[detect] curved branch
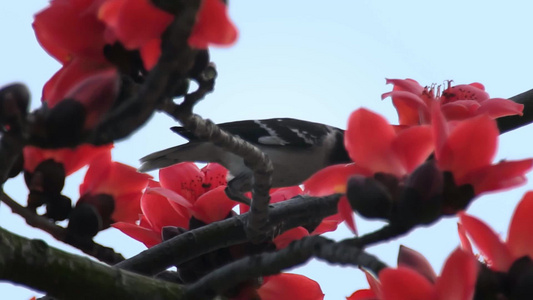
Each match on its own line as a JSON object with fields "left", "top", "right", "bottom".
{"left": 497, "top": 89, "right": 533, "bottom": 133}
{"left": 184, "top": 235, "right": 387, "bottom": 299}
{"left": 115, "top": 194, "right": 341, "bottom": 275}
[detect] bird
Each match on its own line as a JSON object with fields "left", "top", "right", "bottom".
{"left": 139, "top": 118, "right": 351, "bottom": 201}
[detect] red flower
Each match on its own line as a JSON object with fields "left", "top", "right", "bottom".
{"left": 99, "top": 0, "right": 238, "bottom": 69}
{"left": 305, "top": 108, "right": 433, "bottom": 195}
{"left": 255, "top": 273, "right": 324, "bottom": 300}
{"left": 350, "top": 247, "right": 478, "bottom": 300}
{"left": 113, "top": 162, "right": 233, "bottom": 247}
{"left": 382, "top": 78, "right": 523, "bottom": 126}
{"left": 33, "top": 0, "right": 108, "bottom": 64}
{"left": 79, "top": 151, "right": 152, "bottom": 223}
{"left": 23, "top": 144, "right": 112, "bottom": 175}
{"left": 432, "top": 106, "right": 533, "bottom": 195}
{"left": 304, "top": 108, "right": 433, "bottom": 233}
{"left": 459, "top": 191, "right": 533, "bottom": 272}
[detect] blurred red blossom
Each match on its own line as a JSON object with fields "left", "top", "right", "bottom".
{"left": 459, "top": 191, "right": 533, "bottom": 272}
{"left": 348, "top": 247, "right": 478, "bottom": 300}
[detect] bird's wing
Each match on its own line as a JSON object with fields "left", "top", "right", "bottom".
{"left": 171, "top": 118, "right": 341, "bottom": 148}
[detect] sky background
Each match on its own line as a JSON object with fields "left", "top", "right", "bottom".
{"left": 2, "top": 1, "right": 533, "bottom": 299}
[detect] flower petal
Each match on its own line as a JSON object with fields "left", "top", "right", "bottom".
{"left": 273, "top": 227, "right": 309, "bottom": 250}
{"left": 142, "top": 186, "right": 190, "bottom": 232}
{"left": 159, "top": 162, "right": 204, "bottom": 203}
{"left": 437, "top": 115, "right": 498, "bottom": 181}
{"left": 112, "top": 221, "right": 161, "bottom": 248}
{"left": 346, "top": 289, "right": 378, "bottom": 300}
{"left": 507, "top": 191, "right": 533, "bottom": 260}
{"left": 188, "top": 0, "right": 238, "bottom": 49}
{"left": 304, "top": 163, "right": 371, "bottom": 196}
{"left": 257, "top": 273, "right": 324, "bottom": 300}
{"left": 391, "top": 125, "right": 433, "bottom": 174}
{"left": 379, "top": 267, "right": 435, "bottom": 300}
{"left": 397, "top": 245, "right": 437, "bottom": 283}
{"left": 201, "top": 163, "right": 228, "bottom": 192}
{"left": 461, "top": 159, "right": 533, "bottom": 194}
{"left": 459, "top": 213, "right": 514, "bottom": 271}
{"left": 435, "top": 248, "right": 478, "bottom": 300}
{"left": 346, "top": 109, "right": 404, "bottom": 175}
{"left": 338, "top": 195, "right": 357, "bottom": 235}
{"left": 476, "top": 98, "right": 524, "bottom": 118}
{"left": 98, "top": 0, "right": 173, "bottom": 49}
{"left": 192, "top": 186, "right": 236, "bottom": 224}
{"left": 457, "top": 222, "right": 474, "bottom": 255}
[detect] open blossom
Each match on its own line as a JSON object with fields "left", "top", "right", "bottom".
{"left": 432, "top": 106, "right": 533, "bottom": 196}
{"left": 113, "top": 162, "right": 232, "bottom": 247}
{"left": 305, "top": 108, "right": 433, "bottom": 195}
{"left": 304, "top": 108, "right": 434, "bottom": 232}
{"left": 459, "top": 191, "right": 533, "bottom": 272}
{"left": 348, "top": 247, "right": 478, "bottom": 300}
{"left": 382, "top": 78, "right": 523, "bottom": 126}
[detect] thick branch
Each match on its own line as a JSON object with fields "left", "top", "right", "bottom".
{"left": 0, "top": 227, "right": 183, "bottom": 300}
{"left": 184, "top": 235, "right": 387, "bottom": 299}
{"left": 115, "top": 194, "right": 341, "bottom": 275}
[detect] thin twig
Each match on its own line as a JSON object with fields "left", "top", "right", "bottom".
{"left": 0, "top": 191, "right": 125, "bottom": 264}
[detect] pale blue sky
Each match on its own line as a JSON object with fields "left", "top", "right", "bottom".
{"left": 2, "top": 1, "right": 533, "bottom": 299}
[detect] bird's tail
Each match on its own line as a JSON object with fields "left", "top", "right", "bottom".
{"left": 138, "top": 142, "right": 218, "bottom": 172}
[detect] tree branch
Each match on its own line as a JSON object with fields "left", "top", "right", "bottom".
{"left": 0, "top": 226, "right": 184, "bottom": 300}
{"left": 184, "top": 235, "right": 387, "bottom": 299}
{"left": 115, "top": 194, "right": 341, "bottom": 275}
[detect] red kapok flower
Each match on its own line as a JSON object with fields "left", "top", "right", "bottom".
{"left": 304, "top": 108, "right": 433, "bottom": 233}
{"left": 349, "top": 247, "right": 478, "bottom": 300}
{"left": 432, "top": 106, "right": 533, "bottom": 195}
{"left": 305, "top": 108, "right": 433, "bottom": 196}
{"left": 79, "top": 151, "right": 152, "bottom": 223}
{"left": 459, "top": 191, "right": 533, "bottom": 272}
{"left": 113, "top": 162, "right": 233, "bottom": 247}
{"left": 382, "top": 78, "right": 523, "bottom": 126}
{"left": 99, "top": 0, "right": 238, "bottom": 69}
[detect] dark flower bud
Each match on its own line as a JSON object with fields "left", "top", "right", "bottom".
{"left": 44, "top": 194, "right": 72, "bottom": 221}
{"left": 441, "top": 172, "right": 475, "bottom": 215}
{"left": 508, "top": 256, "right": 533, "bottom": 299}
{"left": 45, "top": 99, "right": 86, "bottom": 147}
{"left": 26, "top": 159, "right": 66, "bottom": 195}
{"left": 161, "top": 226, "right": 187, "bottom": 241}
{"left": 8, "top": 153, "right": 23, "bottom": 179}
{"left": 0, "top": 83, "right": 30, "bottom": 129}
{"left": 397, "top": 161, "right": 443, "bottom": 226}
{"left": 77, "top": 193, "right": 115, "bottom": 228}
{"left": 346, "top": 175, "right": 393, "bottom": 220}
{"left": 67, "top": 202, "right": 101, "bottom": 238}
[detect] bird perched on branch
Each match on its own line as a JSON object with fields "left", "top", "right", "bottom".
{"left": 139, "top": 118, "right": 351, "bottom": 200}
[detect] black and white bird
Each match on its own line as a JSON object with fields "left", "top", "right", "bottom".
{"left": 139, "top": 118, "right": 351, "bottom": 197}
